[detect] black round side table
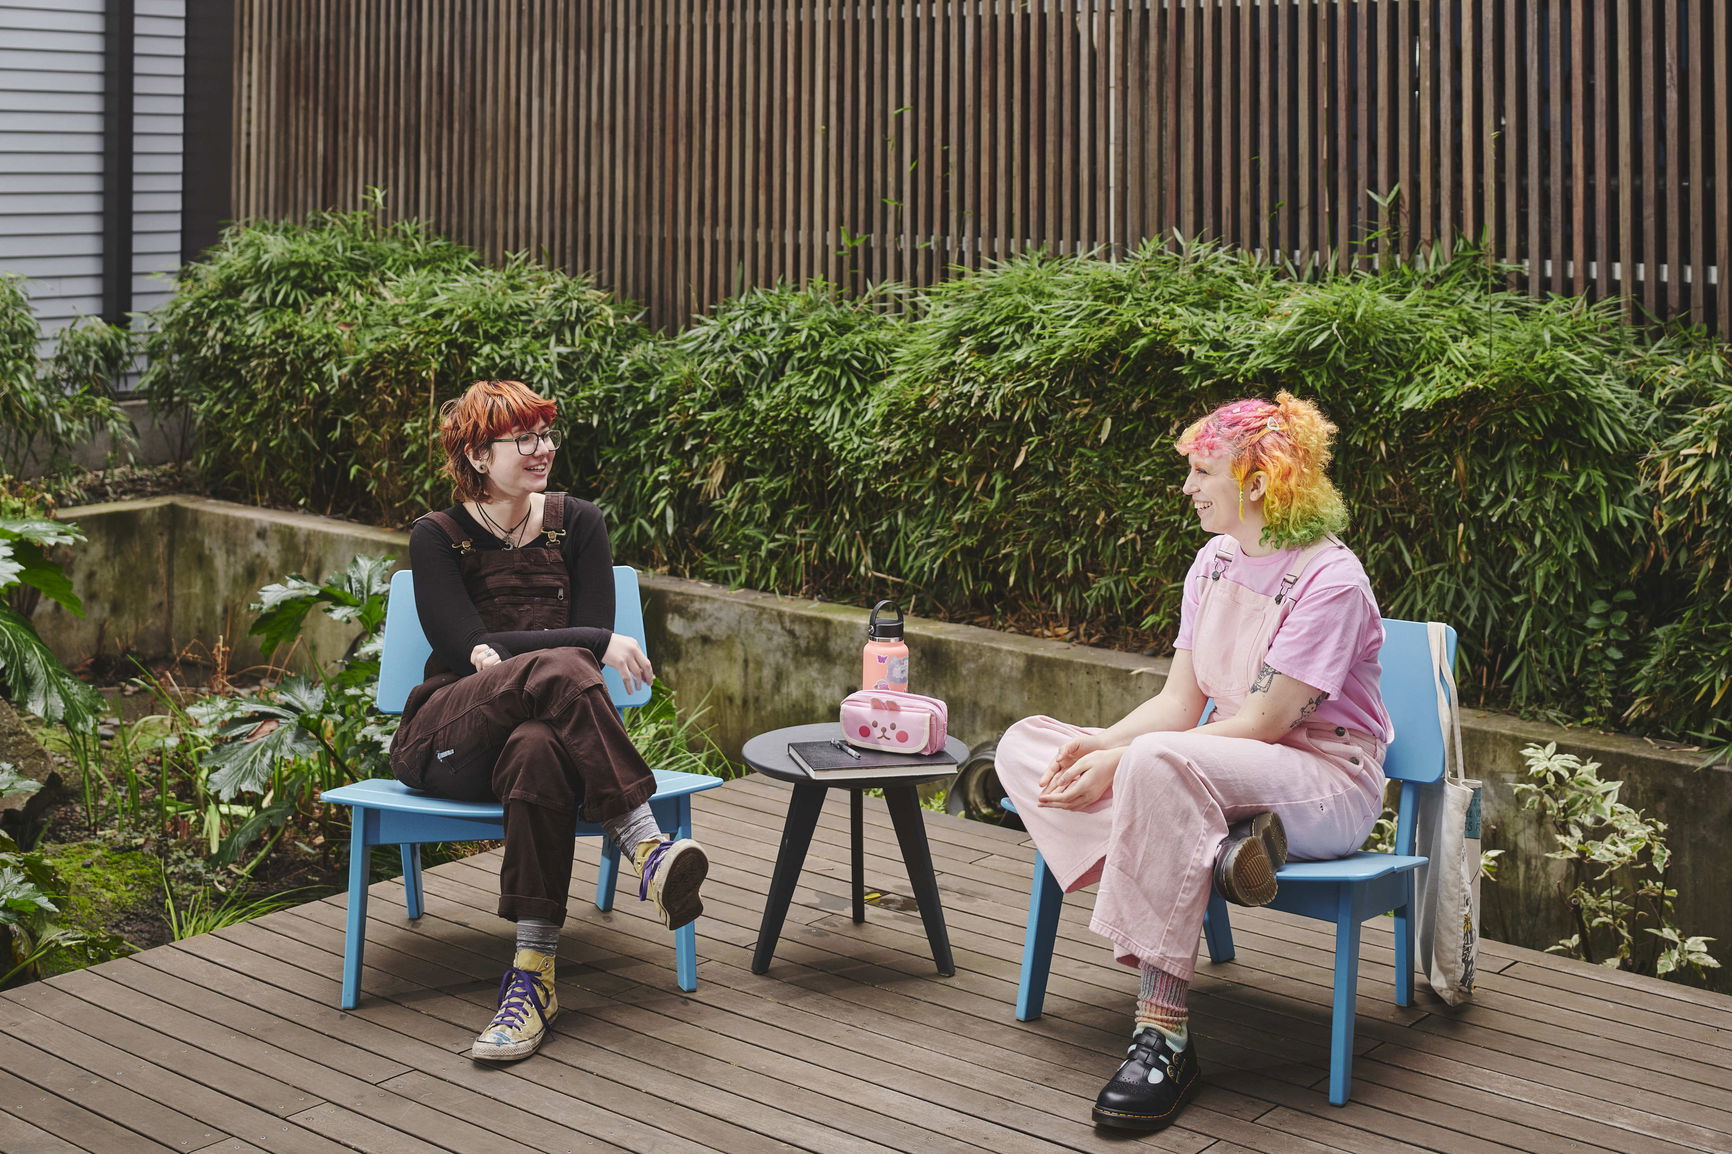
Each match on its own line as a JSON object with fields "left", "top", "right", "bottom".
{"left": 741, "top": 722, "right": 966, "bottom": 977}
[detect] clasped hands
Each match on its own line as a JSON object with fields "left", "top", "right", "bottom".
{"left": 468, "top": 634, "right": 655, "bottom": 694}
{"left": 1037, "top": 732, "right": 1125, "bottom": 810}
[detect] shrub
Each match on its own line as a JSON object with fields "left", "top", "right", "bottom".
{"left": 1516, "top": 742, "right": 1717, "bottom": 978}
{"left": 0, "top": 276, "right": 133, "bottom": 474}
{"left": 875, "top": 243, "right": 1281, "bottom": 629}
{"left": 1631, "top": 338, "right": 1732, "bottom": 759}
{"left": 595, "top": 281, "right": 907, "bottom": 594}
{"left": 139, "top": 194, "right": 645, "bottom": 524}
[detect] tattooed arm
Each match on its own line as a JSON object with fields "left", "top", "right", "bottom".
{"left": 1194, "top": 662, "right": 1331, "bottom": 744}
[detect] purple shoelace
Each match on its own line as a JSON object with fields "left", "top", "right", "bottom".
{"left": 490, "top": 966, "right": 549, "bottom": 1031}
{"left": 638, "top": 839, "right": 673, "bottom": 901}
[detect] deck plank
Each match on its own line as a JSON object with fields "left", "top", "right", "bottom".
{"left": 1, "top": 776, "right": 1729, "bottom": 1154}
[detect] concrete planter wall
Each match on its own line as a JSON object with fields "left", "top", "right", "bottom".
{"left": 36, "top": 496, "right": 1732, "bottom": 991}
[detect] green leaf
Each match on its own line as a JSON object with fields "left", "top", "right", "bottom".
{"left": 0, "top": 604, "right": 104, "bottom": 729}
{"left": 5, "top": 538, "right": 83, "bottom": 615}
{"left": 200, "top": 676, "right": 327, "bottom": 799}
{"left": 0, "top": 761, "right": 42, "bottom": 800}
{"left": 0, "top": 863, "right": 58, "bottom": 924}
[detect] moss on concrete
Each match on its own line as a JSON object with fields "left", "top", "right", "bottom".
{"left": 34, "top": 839, "right": 164, "bottom": 964}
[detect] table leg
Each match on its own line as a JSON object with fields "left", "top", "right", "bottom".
{"left": 851, "top": 788, "right": 866, "bottom": 923}
{"left": 752, "top": 780, "right": 828, "bottom": 974}
{"left": 883, "top": 784, "right": 956, "bottom": 976}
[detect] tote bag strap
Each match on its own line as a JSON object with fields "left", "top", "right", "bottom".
{"left": 1428, "top": 621, "right": 1467, "bottom": 787}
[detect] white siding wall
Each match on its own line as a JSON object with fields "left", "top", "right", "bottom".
{"left": 0, "top": 0, "right": 184, "bottom": 343}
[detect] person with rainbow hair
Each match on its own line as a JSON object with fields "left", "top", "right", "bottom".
{"left": 995, "top": 391, "right": 1391, "bottom": 1132}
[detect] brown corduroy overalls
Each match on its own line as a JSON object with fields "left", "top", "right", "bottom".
{"left": 387, "top": 494, "right": 657, "bottom": 924}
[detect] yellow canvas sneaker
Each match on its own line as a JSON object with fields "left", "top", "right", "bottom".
{"left": 469, "top": 950, "right": 558, "bottom": 1061}
{"left": 635, "top": 837, "right": 709, "bottom": 929}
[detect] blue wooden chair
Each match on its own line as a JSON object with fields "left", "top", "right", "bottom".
{"left": 321, "top": 565, "right": 723, "bottom": 1010}
{"left": 1004, "top": 618, "right": 1453, "bottom": 1105}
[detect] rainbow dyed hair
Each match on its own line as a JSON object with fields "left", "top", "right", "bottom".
{"left": 439, "top": 379, "right": 558, "bottom": 502}
{"left": 1174, "top": 391, "right": 1348, "bottom": 549}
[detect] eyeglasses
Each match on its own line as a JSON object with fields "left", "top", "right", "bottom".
{"left": 487, "top": 430, "right": 559, "bottom": 455}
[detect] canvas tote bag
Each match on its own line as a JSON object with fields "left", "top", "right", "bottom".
{"left": 1413, "top": 620, "right": 1483, "bottom": 1006}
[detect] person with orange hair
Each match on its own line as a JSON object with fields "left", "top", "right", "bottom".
{"left": 995, "top": 392, "right": 1390, "bottom": 1132}
{"left": 388, "top": 379, "right": 708, "bottom": 1063}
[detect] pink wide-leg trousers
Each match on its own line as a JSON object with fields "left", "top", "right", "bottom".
{"left": 997, "top": 715, "right": 1385, "bottom": 982}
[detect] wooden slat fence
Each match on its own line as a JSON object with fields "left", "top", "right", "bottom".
{"left": 233, "top": 0, "right": 1731, "bottom": 336}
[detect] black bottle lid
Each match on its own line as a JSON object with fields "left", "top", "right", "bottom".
{"left": 867, "top": 599, "right": 904, "bottom": 641}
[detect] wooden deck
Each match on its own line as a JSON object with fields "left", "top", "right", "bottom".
{"left": 3, "top": 774, "right": 1730, "bottom": 1154}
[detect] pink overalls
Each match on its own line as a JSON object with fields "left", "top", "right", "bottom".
{"left": 996, "top": 540, "right": 1386, "bottom": 981}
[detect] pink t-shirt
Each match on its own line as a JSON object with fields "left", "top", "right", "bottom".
{"left": 1173, "top": 535, "right": 1393, "bottom": 742}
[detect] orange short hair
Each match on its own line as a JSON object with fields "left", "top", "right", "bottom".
{"left": 439, "top": 380, "right": 558, "bottom": 503}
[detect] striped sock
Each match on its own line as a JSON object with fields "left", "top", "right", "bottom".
{"left": 603, "top": 804, "right": 664, "bottom": 870}
{"left": 514, "top": 917, "right": 560, "bottom": 968}
{"left": 1135, "top": 962, "right": 1190, "bottom": 1050}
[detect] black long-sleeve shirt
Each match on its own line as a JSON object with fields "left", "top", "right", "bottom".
{"left": 408, "top": 496, "right": 615, "bottom": 676}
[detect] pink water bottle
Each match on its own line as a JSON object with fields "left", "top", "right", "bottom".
{"left": 861, "top": 600, "right": 909, "bottom": 691}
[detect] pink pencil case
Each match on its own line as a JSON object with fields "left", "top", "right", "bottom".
{"left": 840, "top": 690, "right": 949, "bottom": 755}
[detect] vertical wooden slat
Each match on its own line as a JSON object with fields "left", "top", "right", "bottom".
{"left": 1684, "top": 0, "right": 1705, "bottom": 326}
{"left": 1593, "top": 0, "right": 1611, "bottom": 301}
{"left": 1200, "top": 0, "right": 1214, "bottom": 244}
{"left": 1296, "top": 0, "right": 1314, "bottom": 261}
{"left": 1547, "top": 1, "right": 1565, "bottom": 296}
{"left": 1235, "top": 0, "right": 1252, "bottom": 253}
{"left": 1638, "top": 0, "right": 1660, "bottom": 317}
{"left": 1352, "top": 0, "right": 1368, "bottom": 266}
{"left": 1717, "top": 0, "right": 1730, "bottom": 335}
{"left": 1570, "top": 0, "right": 1588, "bottom": 295}
{"left": 1613, "top": 0, "right": 1633, "bottom": 311}
{"left": 1434, "top": 0, "right": 1447, "bottom": 251}
{"left": 830, "top": 0, "right": 843, "bottom": 288}
{"left": 1002, "top": 0, "right": 1014, "bottom": 260}
{"left": 1458, "top": 0, "right": 1476, "bottom": 250}
{"left": 1501, "top": 0, "right": 1518, "bottom": 270}
{"left": 1661, "top": 0, "right": 1681, "bottom": 318}
{"left": 1274, "top": 0, "right": 1288, "bottom": 256}
{"left": 1480, "top": 0, "right": 1496, "bottom": 260}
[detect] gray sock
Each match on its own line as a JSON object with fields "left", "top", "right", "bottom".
{"left": 603, "top": 803, "right": 664, "bottom": 868}
{"left": 515, "top": 918, "right": 559, "bottom": 958}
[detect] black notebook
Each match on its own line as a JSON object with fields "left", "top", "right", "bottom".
{"left": 786, "top": 740, "right": 957, "bottom": 781}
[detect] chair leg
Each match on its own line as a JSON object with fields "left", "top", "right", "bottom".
{"left": 1393, "top": 875, "right": 1415, "bottom": 1007}
{"left": 674, "top": 921, "right": 698, "bottom": 992}
{"left": 667, "top": 795, "right": 699, "bottom": 992}
{"left": 1328, "top": 904, "right": 1364, "bottom": 1106}
{"left": 1202, "top": 887, "right": 1236, "bottom": 963}
{"left": 400, "top": 844, "right": 424, "bottom": 920}
{"left": 1016, "top": 851, "right": 1064, "bottom": 1021}
{"left": 596, "top": 836, "right": 621, "bottom": 913}
{"left": 341, "top": 811, "right": 373, "bottom": 1011}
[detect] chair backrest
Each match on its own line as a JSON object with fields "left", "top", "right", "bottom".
{"left": 1377, "top": 618, "right": 1452, "bottom": 787}
{"left": 374, "top": 565, "right": 654, "bottom": 714}
{"left": 1380, "top": 618, "right": 1455, "bottom": 857}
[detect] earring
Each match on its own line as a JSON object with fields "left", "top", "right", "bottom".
{"left": 1237, "top": 488, "right": 1245, "bottom": 521}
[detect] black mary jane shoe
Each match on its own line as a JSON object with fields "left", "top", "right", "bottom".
{"left": 1091, "top": 1026, "right": 1201, "bottom": 1132}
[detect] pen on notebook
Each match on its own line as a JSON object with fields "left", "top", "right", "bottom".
{"left": 830, "top": 739, "right": 863, "bottom": 760}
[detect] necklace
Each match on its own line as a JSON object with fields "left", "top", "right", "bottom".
{"left": 473, "top": 500, "right": 533, "bottom": 548}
